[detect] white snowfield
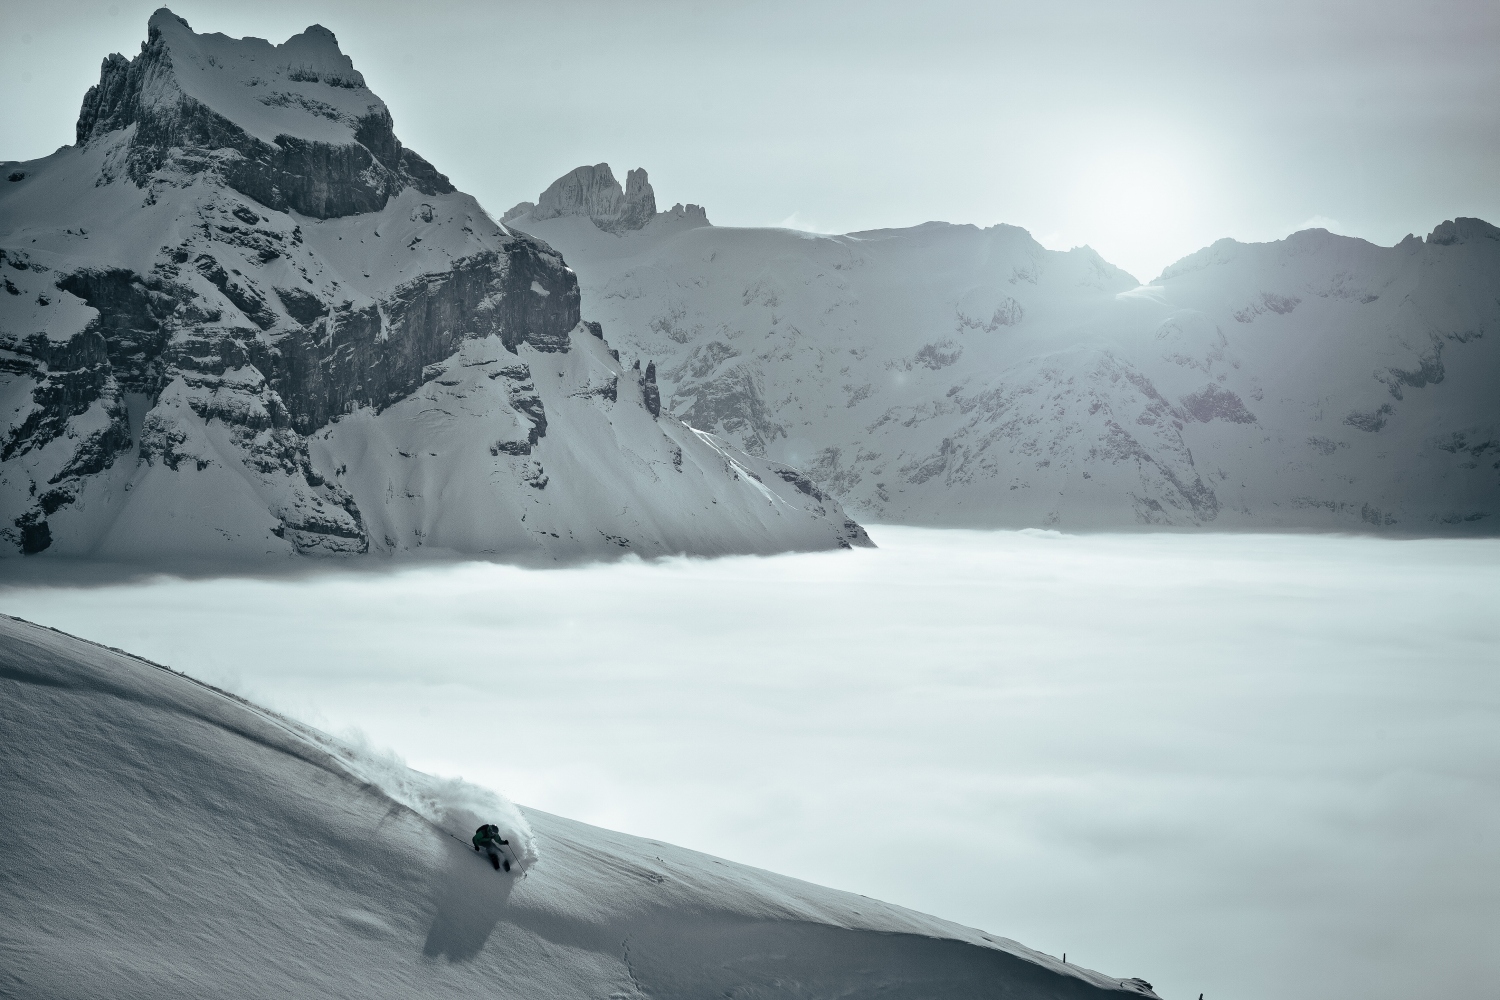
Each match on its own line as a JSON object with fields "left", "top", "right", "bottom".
{"left": 0, "top": 10, "right": 868, "bottom": 565}
{"left": 0, "top": 615, "right": 1158, "bottom": 999}
{"left": 511, "top": 183, "right": 1500, "bottom": 533}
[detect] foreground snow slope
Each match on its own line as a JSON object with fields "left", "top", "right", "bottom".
{"left": 0, "top": 615, "right": 1157, "bottom": 999}
{"left": 511, "top": 171, "right": 1499, "bottom": 533}
{"left": 0, "top": 11, "right": 867, "bottom": 563}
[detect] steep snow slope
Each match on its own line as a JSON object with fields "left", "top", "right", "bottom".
{"left": 0, "top": 615, "right": 1158, "bottom": 999}
{"left": 511, "top": 172, "right": 1499, "bottom": 533}
{"left": 0, "top": 12, "right": 867, "bottom": 563}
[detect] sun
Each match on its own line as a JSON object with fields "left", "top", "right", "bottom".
{"left": 1061, "top": 139, "right": 1212, "bottom": 280}
{"left": 1078, "top": 146, "right": 1197, "bottom": 234}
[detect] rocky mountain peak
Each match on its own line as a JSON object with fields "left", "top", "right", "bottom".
{"left": 529, "top": 163, "right": 657, "bottom": 233}
{"left": 660, "top": 202, "right": 711, "bottom": 225}
{"left": 73, "top": 7, "right": 451, "bottom": 219}
{"left": 1427, "top": 217, "right": 1500, "bottom": 246}
{"left": 0, "top": 11, "right": 871, "bottom": 563}
{"left": 506, "top": 166, "right": 714, "bottom": 234}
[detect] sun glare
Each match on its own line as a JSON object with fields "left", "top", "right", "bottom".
{"left": 1080, "top": 148, "right": 1194, "bottom": 229}
{"left": 1061, "top": 141, "right": 1210, "bottom": 280}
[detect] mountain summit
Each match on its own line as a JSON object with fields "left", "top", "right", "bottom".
{"left": 0, "top": 12, "right": 868, "bottom": 563}
{"left": 520, "top": 163, "right": 658, "bottom": 233}
{"left": 72, "top": 9, "right": 452, "bottom": 220}
{"left": 506, "top": 163, "right": 709, "bottom": 233}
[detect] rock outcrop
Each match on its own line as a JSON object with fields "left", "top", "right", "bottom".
{"left": 641, "top": 359, "right": 661, "bottom": 418}
{"left": 506, "top": 167, "right": 711, "bottom": 234}
{"left": 524, "top": 163, "right": 657, "bottom": 233}
{"left": 0, "top": 11, "right": 871, "bottom": 563}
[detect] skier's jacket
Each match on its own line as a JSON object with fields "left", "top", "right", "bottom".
{"left": 473, "top": 824, "right": 506, "bottom": 850}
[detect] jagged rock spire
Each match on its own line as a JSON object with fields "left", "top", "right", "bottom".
{"left": 530, "top": 164, "right": 656, "bottom": 233}
{"left": 642, "top": 360, "right": 660, "bottom": 418}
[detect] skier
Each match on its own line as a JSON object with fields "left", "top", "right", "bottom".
{"left": 472, "top": 824, "right": 511, "bottom": 871}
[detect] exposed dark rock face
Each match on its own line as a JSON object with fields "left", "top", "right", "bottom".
{"left": 14, "top": 511, "right": 51, "bottom": 554}
{"left": 53, "top": 269, "right": 188, "bottom": 393}
{"left": 1345, "top": 404, "right": 1394, "bottom": 433}
{"left": 1381, "top": 343, "right": 1444, "bottom": 400}
{"left": 775, "top": 467, "right": 826, "bottom": 500}
{"left": 768, "top": 468, "right": 872, "bottom": 548}
{"left": 672, "top": 361, "right": 784, "bottom": 456}
{"left": 1180, "top": 384, "right": 1256, "bottom": 424}
{"left": 7, "top": 229, "right": 580, "bottom": 550}
{"left": 264, "top": 241, "right": 578, "bottom": 434}
{"left": 642, "top": 360, "right": 661, "bottom": 418}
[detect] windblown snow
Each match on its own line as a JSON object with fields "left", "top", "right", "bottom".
{"left": 0, "top": 614, "right": 1158, "bottom": 999}
{"left": 0, "top": 10, "right": 868, "bottom": 564}
{"left": 509, "top": 172, "right": 1500, "bottom": 533}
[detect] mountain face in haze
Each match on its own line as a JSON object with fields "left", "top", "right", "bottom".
{"left": 0, "top": 12, "right": 869, "bottom": 563}
{"left": 509, "top": 170, "right": 1500, "bottom": 533}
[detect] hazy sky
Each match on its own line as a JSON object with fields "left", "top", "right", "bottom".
{"left": 2, "top": 0, "right": 1497, "bottom": 279}
{"left": 5, "top": 528, "right": 1498, "bottom": 1000}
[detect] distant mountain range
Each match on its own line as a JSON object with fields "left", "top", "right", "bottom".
{"left": 0, "top": 11, "right": 869, "bottom": 564}
{"left": 509, "top": 167, "right": 1499, "bottom": 533}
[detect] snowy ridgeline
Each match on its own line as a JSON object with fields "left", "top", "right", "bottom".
{"left": 0, "top": 9, "right": 868, "bottom": 565}
{"left": 509, "top": 174, "right": 1500, "bottom": 534}
{"left": 0, "top": 615, "right": 1159, "bottom": 999}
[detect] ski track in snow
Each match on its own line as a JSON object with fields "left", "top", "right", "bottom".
{"left": 0, "top": 605, "right": 1148, "bottom": 1000}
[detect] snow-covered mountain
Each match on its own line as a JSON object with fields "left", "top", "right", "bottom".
{"left": 509, "top": 169, "right": 1500, "bottom": 533}
{"left": 0, "top": 614, "right": 1160, "bottom": 999}
{"left": 0, "top": 11, "right": 868, "bottom": 564}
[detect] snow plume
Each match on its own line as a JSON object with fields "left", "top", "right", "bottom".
{"left": 316, "top": 730, "right": 537, "bottom": 867}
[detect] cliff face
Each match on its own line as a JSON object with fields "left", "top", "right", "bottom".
{"left": 74, "top": 16, "right": 454, "bottom": 220}
{"left": 0, "top": 11, "right": 869, "bottom": 563}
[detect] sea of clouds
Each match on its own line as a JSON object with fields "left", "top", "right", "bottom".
{"left": 3, "top": 526, "right": 1496, "bottom": 1000}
